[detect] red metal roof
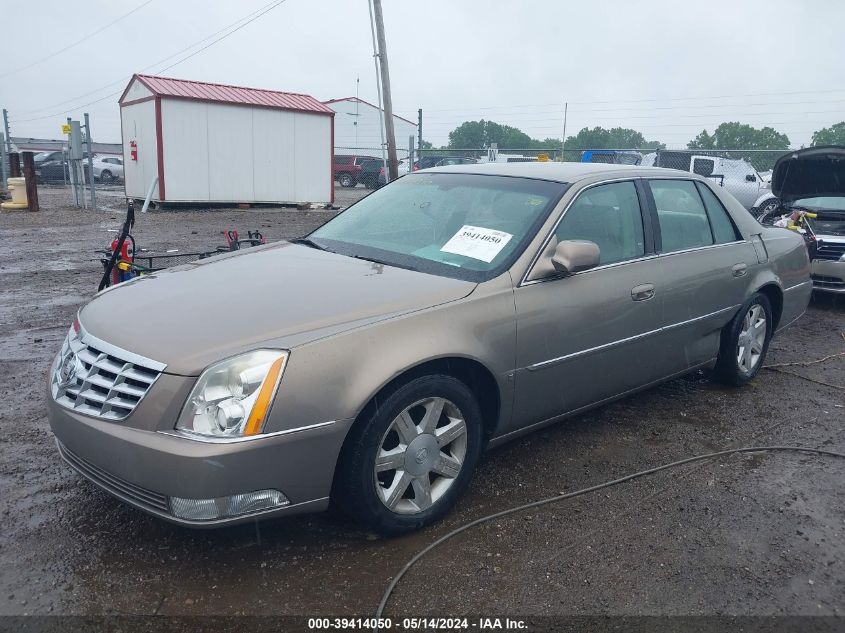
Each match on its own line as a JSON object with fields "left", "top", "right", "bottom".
{"left": 121, "top": 74, "right": 334, "bottom": 115}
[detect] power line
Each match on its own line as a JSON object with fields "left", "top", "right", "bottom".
{"left": 0, "top": 0, "right": 155, "bottom": 78}
{"left": 417, "top": 87, "right": 845, "bottom": 113}
{"left": 10, "top": 0, "right": 289, "bottom": 124}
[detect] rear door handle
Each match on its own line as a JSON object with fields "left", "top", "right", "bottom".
{"left": 631, "top": 283, "right": 655, "bottom": 301}
{"left": 732, "top": 263, "right": 748, "bottom": 277}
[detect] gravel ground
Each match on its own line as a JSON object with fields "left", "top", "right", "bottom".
{"left": 0, "top": 185, "right": 843, "bottom": 623}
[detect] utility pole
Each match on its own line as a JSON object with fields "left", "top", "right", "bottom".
{"left": 371, "top": 0, "right": 398, "bottom": 181}
{"left": 84, "top": 112, "right": 96, "bottom": 210}
{"left": 2, "top": 109, "right": 11, "bottom": 186}
{"left": 2, "top": 109, "right": 10, "bottom": 156}
{"left": 418, "top": 108, "right": 423, "bottom": 161}
{"left": 561, "top": 102, "right": 568, "bottom": 161}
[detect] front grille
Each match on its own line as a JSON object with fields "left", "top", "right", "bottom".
{"left": 58, "top": 441, "right": 170, "bottom": 513}
{"left": 812, "top": 274, "right": 845, "bottom": 289}
{"left": 52, "top": 324, "right": 165, "bottom": 420}
{"left": 814, "top": 240, "right": 845, "bottom": 262}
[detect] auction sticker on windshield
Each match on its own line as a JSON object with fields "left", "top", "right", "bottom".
{"left": 440, "top": 225, "right": 513, "bottom": 263}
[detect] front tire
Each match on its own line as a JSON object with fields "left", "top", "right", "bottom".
{"left": 333, "top": 375, "right": 483, "bottom": 535}
{"left": 715, "top": 293, "right": 773, "bottom": 386}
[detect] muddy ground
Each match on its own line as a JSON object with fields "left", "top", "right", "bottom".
{"left": 0, "top": 185, "right": 843, "bottom": 625}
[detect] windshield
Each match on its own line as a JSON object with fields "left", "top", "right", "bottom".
{"left": 309, "top": 173, "right": 567, "bottom": 282}
{"left": 793, "top": 196, "right": 845, "bottom": 211}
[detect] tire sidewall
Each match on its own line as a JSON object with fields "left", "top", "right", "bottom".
{"left": 336, "top": 375, "right": 484, "bottom": 535}
{"left": 719, "top": 293, "right": 773, "bottom": 385}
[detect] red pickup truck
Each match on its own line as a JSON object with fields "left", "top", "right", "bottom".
{"left": 333, "top": 154, "right": 379, "bottom": 188}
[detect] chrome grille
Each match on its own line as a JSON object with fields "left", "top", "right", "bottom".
{"left": 51, "top": 323, "right": 166, "bottom": 420}
{"left": 814, "top": 239, "right": 845, "bottom": 262}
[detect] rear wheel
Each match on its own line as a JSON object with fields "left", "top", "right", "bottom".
{"left": 715, "top": 293, "right": 772, "bottom": 386}
{"left": 338, "top": 172, "right": 354, "bottom": 188}
{"left": 100, "top": 170, "right": 113, "bottom": 184}
{"left": 334, "top": 375, "right": 483, "bottom": 535}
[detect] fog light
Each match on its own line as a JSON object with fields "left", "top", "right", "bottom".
{"left": 169, "top": 489, "right": 289, "bottom": 521}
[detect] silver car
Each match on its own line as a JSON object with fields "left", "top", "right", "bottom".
{"left": 47, "top": 163, "right": 812, "bottom": 535}
{"left": 756, "top": 146, "right": 845, "bottom": 294}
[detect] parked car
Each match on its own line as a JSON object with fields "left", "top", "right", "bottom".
{"left": 34, "top": 151, "right": 65, "bottom": 166}
{"left": 353, "top": 158, "right": 384, "bottom": 189}
{"left": 35, "top": 154, "right": 95, "bottom": 184}
{"left": 581, "top": 150, "right": 642, "bottom": 165}
{"left": 754, "top": 145, "right": 845, "bottom": 294}
{"left": 641, "top": 151, "right": 765, "bottom": 210}
{"left": 376, "top": 157, "right": 475, "bottom": 186}
{"left": 35, "top": 159, "right": 69, "bottom": 183}
{"left": 91, "top": 156, "right": 124, "bottom": 183}
{"left": 48, "top": 162, "right": 811, "bottom": 535}
{"left": 332, "top": 154, "right": 379, "bottom": 188}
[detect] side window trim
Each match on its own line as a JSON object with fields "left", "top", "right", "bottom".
{"left": 639, "top": 178, "right": 662, "bottom": 253}
{"left": 634, "top": 178, "right": 656, "bottom": 255}
{"left": 694, "top": 180, "right": 741, "bottom": 243}
{"left": 691, "top": 181, "right": 717, "bottom": 244}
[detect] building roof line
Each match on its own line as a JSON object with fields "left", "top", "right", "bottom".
{"left": 322, "top": 96, "right": 417, "bottom": 126}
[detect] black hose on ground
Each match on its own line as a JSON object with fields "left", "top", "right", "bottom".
{"left": 375, "top": 445, "right": 845, "bottom": 623}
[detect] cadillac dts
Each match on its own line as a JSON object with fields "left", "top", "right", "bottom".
{"left": 48, "top": 162, "right": 812, "bottom": 535}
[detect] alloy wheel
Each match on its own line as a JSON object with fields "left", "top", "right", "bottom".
{"left": 736, "top": 304, "right": 767, "bottom": 374}
{"left": 373, "top": 397, "right": 467, "bottom": 515}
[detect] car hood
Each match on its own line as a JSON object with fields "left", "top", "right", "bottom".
{"left": 80, "top": 242, "right": 476, "bottom": 375}
{"left": 772, "top": 145, "right": 845, "bottom": 204}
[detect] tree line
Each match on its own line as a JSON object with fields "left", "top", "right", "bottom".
{"left": 435, "top": 119, "right": 845, "bottom": 151}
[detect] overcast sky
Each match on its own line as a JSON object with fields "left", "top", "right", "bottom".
{"left": 2, "top": 0, "right": 843, "bottom": 148}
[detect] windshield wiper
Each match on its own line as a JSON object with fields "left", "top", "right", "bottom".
{"left": 290, "top": 238, "right": 333, "bottom": 253}
{"left": 351, "top": 253, "right": 417, "bottom": 272}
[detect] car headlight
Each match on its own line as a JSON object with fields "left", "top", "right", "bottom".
{"left": 175, "top": 350, "right": 288, "bottom": 439}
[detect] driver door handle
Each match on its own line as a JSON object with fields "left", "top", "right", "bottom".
{"left": 631, "top": 283, "right": 655, "bottom": 301}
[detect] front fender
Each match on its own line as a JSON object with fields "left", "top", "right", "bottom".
{"left": 753, "top": 191, "right": 777, "bottom": 209}
{"left": 267, "top": 273, "right": 517, "bottom": 436}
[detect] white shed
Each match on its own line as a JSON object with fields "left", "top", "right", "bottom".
{"left": 119, "top": 74, "right": 335, "bottom": 205}
{"left": 323, "top": 97, "right": 417, "bottom": 158}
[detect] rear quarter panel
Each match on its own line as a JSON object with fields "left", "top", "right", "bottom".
{"left": 699, "top": 179, "right": 811, "bottom": 331}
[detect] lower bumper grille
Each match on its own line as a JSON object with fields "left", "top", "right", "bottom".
{"left": 57, "top": 441, "right": 170, "bottom": 513}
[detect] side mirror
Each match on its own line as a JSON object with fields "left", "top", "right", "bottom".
{"left": 551, "top": 240, "right": 601, "bottom": 275}
{"left": 746, "top": 174, "right": 757, "bottom": 182}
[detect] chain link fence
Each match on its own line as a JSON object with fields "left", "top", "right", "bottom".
{"left": 405, "top": 146, "right": 792, "bottom": 210}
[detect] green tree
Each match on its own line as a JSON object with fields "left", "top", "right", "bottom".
{"left": 811, "top": 122, "right": 845, "bottom": 146}
{"left": 447, "top": 120, "right": 536, "bottom": 149}
{"left": 687, "top": 122, "right": 790, "bottom": 150}
{"left": 564, "top": 126, "right": 664, "bottom": 150}
{"left": 419, "top": 139, "right": 434, "bottom": 150}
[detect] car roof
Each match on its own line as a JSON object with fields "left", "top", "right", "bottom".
{"left": 422, "top": 161, "right": 692, "bottom": 183}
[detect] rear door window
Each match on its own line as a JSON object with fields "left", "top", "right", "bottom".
{"left": 648, "top": 180, "right": 714, "bottom": 253}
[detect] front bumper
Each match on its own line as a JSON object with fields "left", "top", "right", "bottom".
{"left": 811, "top": 259, "right": 845, "bottom": 294}
{"left": 48, "top": 397, "right": 352, "bottom": 527}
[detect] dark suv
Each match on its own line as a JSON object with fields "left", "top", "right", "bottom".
{"left": 333, "top": 155, "right": 379, "bottom": 188}
{"left": 357, "top": 158, "right": 385, "bottom": 189}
